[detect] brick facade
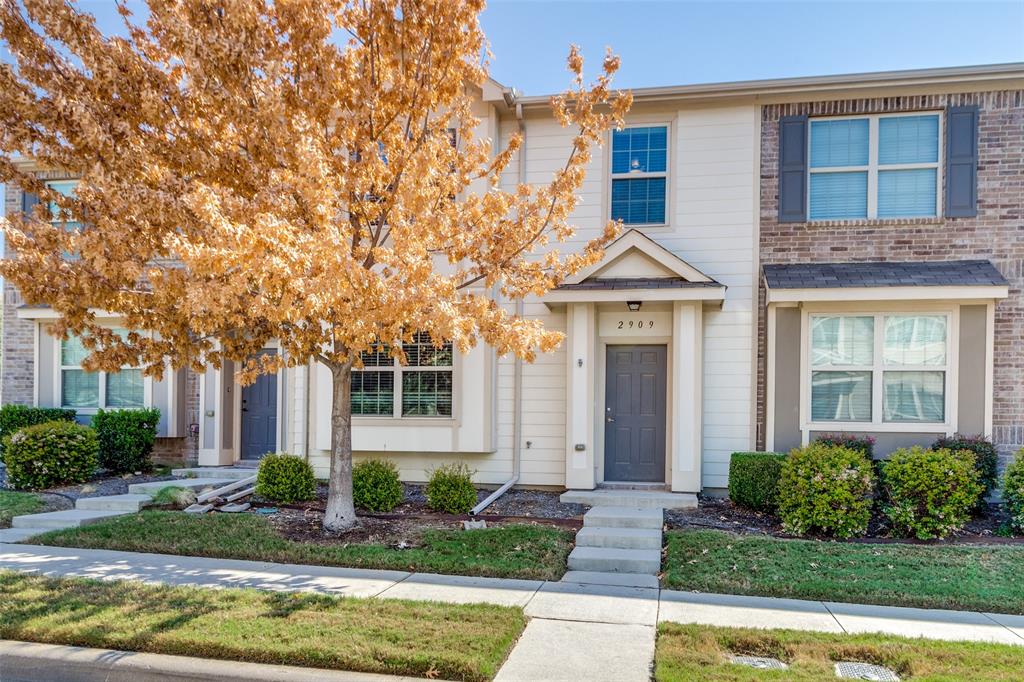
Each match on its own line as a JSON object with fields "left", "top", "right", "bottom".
{"left": 757, "top": 90, "right": 1024, "bottom": 465}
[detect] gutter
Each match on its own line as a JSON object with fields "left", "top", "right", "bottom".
{"left": 472, "top": 97, "right": 525, "bottom": 516}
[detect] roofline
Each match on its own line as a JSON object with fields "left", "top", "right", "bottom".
{"left": 503, "top": 62, "right": 1024, "bottom": 108}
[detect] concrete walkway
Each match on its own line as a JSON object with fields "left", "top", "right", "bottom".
{"left": 0, "top": 543, "right": 1022, "bottom": 681}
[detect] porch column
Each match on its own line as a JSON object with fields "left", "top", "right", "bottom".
{"left": 671, "top": 301, "right": 703, "bottom": 492}
{"left": 564, "top": 302, "right": 596, "bottom": 489}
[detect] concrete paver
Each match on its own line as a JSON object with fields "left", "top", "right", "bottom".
{"left": 826, "top": 601, "right": 1024, "bottom": 645}
{"left": 524, "top": 580, "right": 659, "bottom": 625}
{"left": 376, "top": 573, "right": 542, "bottom": 607}
{"left": 660, "top": 590, "right": 844, "bottom": 633}
{"left": 494, "top": 618, "right": 654, "bottom": 682}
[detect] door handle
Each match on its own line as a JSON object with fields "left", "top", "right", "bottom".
{"left": 606, "top": 416, "right": 615, "bottom": 423}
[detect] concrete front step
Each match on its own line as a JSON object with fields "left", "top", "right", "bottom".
{"left": 567, "top": 546, "right": 661, "bottom": 575}
{"left": 561, "top": 489, "right": 697, "bottom": 509}
{"left": 583, "top": 506, "right": 664, "bottom": 530}
{"left": 75, "top": 494, "right": 153, "bottom": 512}
{"left": 11, "top": 509, "right": 128, "bottom": 530}
{"left": 128, "top": 478, "right": 237, "bottom": 495}
{"left": 0, "top": 527, "right": 41, "bottom": 543}
{"left": 576, "top": 526, "right": 662, "bottom": 550}
{"left": 171, "top": 467, "right": 258, "bottom": 481}
{"left": 560, "top": 570, "right": 660, "bottom": 589}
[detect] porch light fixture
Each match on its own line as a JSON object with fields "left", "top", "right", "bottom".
{"left": 626, "top": 301, "right": 642, "bottom": 311}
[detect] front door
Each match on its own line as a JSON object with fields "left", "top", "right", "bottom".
{"left": 240, "top": 351, "right": 278, "bottom": 460}
{"left": 604, "top": 345, "right": 667, "bottom": 482}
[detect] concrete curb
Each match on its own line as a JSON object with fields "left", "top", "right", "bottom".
{"left": 0, "top": 640, "right": 433, "bottom": 682}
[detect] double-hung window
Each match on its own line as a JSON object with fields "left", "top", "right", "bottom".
{"left": 809, "top": 313, "right": 948, "bottom": 426}
{"left": 809, "top": 113, "right": 940, "bottom": 220}
{"left": 46, "top": 180, "right": 82, "bottom": 230}
{"left": 351, "top": 332, "right": 453, "bottom": 418}
{"left": 611, "top": 125, "right": 668, "bottom": 225}
{"left": 61, "top": 329, "right": 144, "bottom": 409}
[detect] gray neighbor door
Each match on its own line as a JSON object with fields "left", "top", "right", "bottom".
{"left": 240, "top": 351, "right": 278, "bottom": 460}
{"left": 604, "top": 345, "right": 667, "bottom": 483}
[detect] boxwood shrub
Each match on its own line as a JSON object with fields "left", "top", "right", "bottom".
{"left": 932, "top": 434, "right": 999, "bottom": 498}
{"left": 813, "top": 432, "right": 875, "bottom": 460}
{"left": 881, "top": 446, "right": 983, "bottom": 540}
{"left": 92, "top": 408, "right": 160, "bottom": 474}
{"left": 2, "top": 420, "right": 98, "bottom": 490}
{"left": 0, "top": 405, "right": 76, "bottom": 453}
{"left": 352, "top": 459, "right": 404, "bottom": 511}
{"left": 425, "top": 462, "right": 477, "bottom": 514}
{"left": 255, "top": 453, "right": 317, "bottom": 503}
{"left": 1003, "top": 449, "right": 1024, "bottom": 535}
{"left": 777, "top": 442, "right": 875, "bottom": 539}
{"left": 728, "top": 452, "right": 786, "bottom": 512}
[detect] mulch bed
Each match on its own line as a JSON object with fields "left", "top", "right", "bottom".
{"left": 666, "top": 495, "right": 1021, "bottom": 545}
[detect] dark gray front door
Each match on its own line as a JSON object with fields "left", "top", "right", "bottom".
{"left": 604, "top": 345, "right": 667, "bottom": 482}
{"left": 241, "top": 352, "right": 278, "bottom": 460}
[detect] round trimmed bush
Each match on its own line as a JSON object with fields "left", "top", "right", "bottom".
{"left": 882, "top": 446, "right": 983, "bottom": 540}
{"left": 0, "top": 405, "right": 76, "bottom": 454}
{"left": 1, "top": 420, "right": 98, "bottom": 490}
{"left": 933, "top": 434, "right": 999, "bottom": 498}
{"left": 353, "top": 459, "right": 404, "bottom": 511}
{"left": 425, "top": 462, "right": 477, "bottom": 514}
{"left": 728, "top": 452, "right": 786, "bottom": 512}
{"left": 777, "top": 442, "right": 875, "bottom": 539}
{"left": 814, "top": 433, "right": 875, "bottom": 460}
{"left": 255, "top": 453, "right": 316, "bottom": 503}
{"left": 92, "top": 407, "right": 160, "bottom": 474}
{"left": 1003, "top": 449, "right": 1024, "bottom": 535}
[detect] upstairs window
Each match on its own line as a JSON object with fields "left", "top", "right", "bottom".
{"left": 46, "top": 180, "right": 82, "bottom": 230}
{"left": 351, "top": 332, "right": 453, "bottom": 418}
{"left": 809, "top": 114, "right": 940, "bottom": 220}
{"left": 61, "top": 329, "right": 144, "bottom": 409}
{"left": 611, "top": 125, "right": 668, "bottom": 225}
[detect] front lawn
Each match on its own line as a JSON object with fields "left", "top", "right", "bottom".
{"left": 0, "top": 491, "right": 42, "bottom": 528}
{"left": 656, "top": 622, "right": 1024, "bottom": 681}
{"left": 31, "top": 510, "right": 572, "bottom": 580}
{"left": 664, "top": 529, "right": 1024, "bottom": 614}
{"left": 0, "top": 570, "right": 524, "bottom": 681}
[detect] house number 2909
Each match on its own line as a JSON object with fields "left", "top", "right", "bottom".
{"left": 617, "top": 320, "right": 655, "bottom": 330}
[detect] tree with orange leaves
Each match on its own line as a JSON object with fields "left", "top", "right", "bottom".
{"left": 0, "top": 0, "right": 630, "bottom": 530}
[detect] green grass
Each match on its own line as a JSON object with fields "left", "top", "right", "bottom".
{"left": 31, "top": 510, "right": 572, "bottom": 580}
{"left": 0, "top": 490, "right": 42, "bottom": 528}
{"left": 0, "top": 570, "right": 524, "bottom": 681}
{"left": 656, "top": 622, "right": 1024, "bottom": 681}
{"left": 663, "top": 529, "right": 1024, "bottom": 614}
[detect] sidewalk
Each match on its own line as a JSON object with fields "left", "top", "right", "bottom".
{"left": 0, "top": 542, "right": 1022, "bottom": 681}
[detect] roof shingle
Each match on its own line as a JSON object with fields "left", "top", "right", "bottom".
{"left": 763, "top": 260, "right": 1007, "bottom": 289}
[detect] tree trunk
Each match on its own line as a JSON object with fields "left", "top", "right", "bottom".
{"left": 324, "top": 360, "right": 357, "bottom": 531}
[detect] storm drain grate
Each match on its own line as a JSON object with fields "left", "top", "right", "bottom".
{"left": 834, "top": 661, "right": 900, "bottom": 681}
{"left": 728, "top": 655, "right": 788, "bottom": 670}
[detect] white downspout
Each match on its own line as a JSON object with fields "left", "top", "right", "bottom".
{"left": 473, "top": 96, "right": 525, "bottom": 516}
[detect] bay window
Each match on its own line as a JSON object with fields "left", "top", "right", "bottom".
{"left": 61, "top": 329, "right": 144, "bottom": 409}
{"left": 809, "top": 313, "right": 949, "bottom": 426}
{"left": 351, "top": 332, "right": 453, "bottom": 418}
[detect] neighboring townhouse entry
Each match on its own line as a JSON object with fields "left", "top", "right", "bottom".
{"left": 240, "top": 350, "right": 278, "bottom": 460}
{"left": 604, "top": 345, "right": 667, "bottom": 482}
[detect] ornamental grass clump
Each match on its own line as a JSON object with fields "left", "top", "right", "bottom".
{"left": 881, "top": 446, "right": 983, "bottom": 540}
{"left": 255, "top": 453, "right": 317, "bottom": 504}
{"left": 352, "top": 459, "right": 404, "bottom": 512}
{"left": 1, "top": 421, "right": 98, "bottom": 490}
{"left": 777, "top": 442, "right": 875, "bottom": 539}
{"left": 426, "top": 463, "right": 477, "bottom": 514}
{"left": 1003, "top": 449, "right": 1024, "bottom": 535}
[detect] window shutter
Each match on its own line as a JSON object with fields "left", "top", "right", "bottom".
{"left": 21, "top": 191, "right": 40, "bottom": 215}
{"left": 778, "top": 114, "right": 808, "bottom": 222}
{"left": 944, "top": 105, "right": 979, "bottom": 218}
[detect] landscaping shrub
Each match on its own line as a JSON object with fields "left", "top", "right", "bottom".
{"left": 933, "top": 434, "right": 999, "bottom": 498}
{"left": 728, "top": 452, "right": 787, "bottom": 512}
{"left": 352, "top": 459, "right": 404, "bottom": 511}
{"left": 0, "top": 405, "right": 76, "bottom": 453}
{"left": 813, "top": 432, "right": 875, "bottom": 460}
{"left": 1, "top": 421, "right": 98, "bottom": 490}
{"left": 1003, "top": 449, "right": 1024, "bottom": 535}
{"left": 255, "top": 453, "right": 316, "bottom": 503}
{"left": 777, "top": 442, "right": 875, "bottom": 539}
{"left": 92, "top": 408, "right": 160, "bottom": 474}
{"left": 881, "top": 446, "right": 983, "bottom": 540}
{"left": 425, "top": 462, "right": 477, "bottom": 514}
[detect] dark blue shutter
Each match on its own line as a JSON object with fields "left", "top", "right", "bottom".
{"left": 778, "top": 115, "right": 808, "bottom": 222}
{"left": 21, "top": 190, "right": 40, "bottom": 216}
{"left": 945, "top": 105, "right": 979, "bottom": 218}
